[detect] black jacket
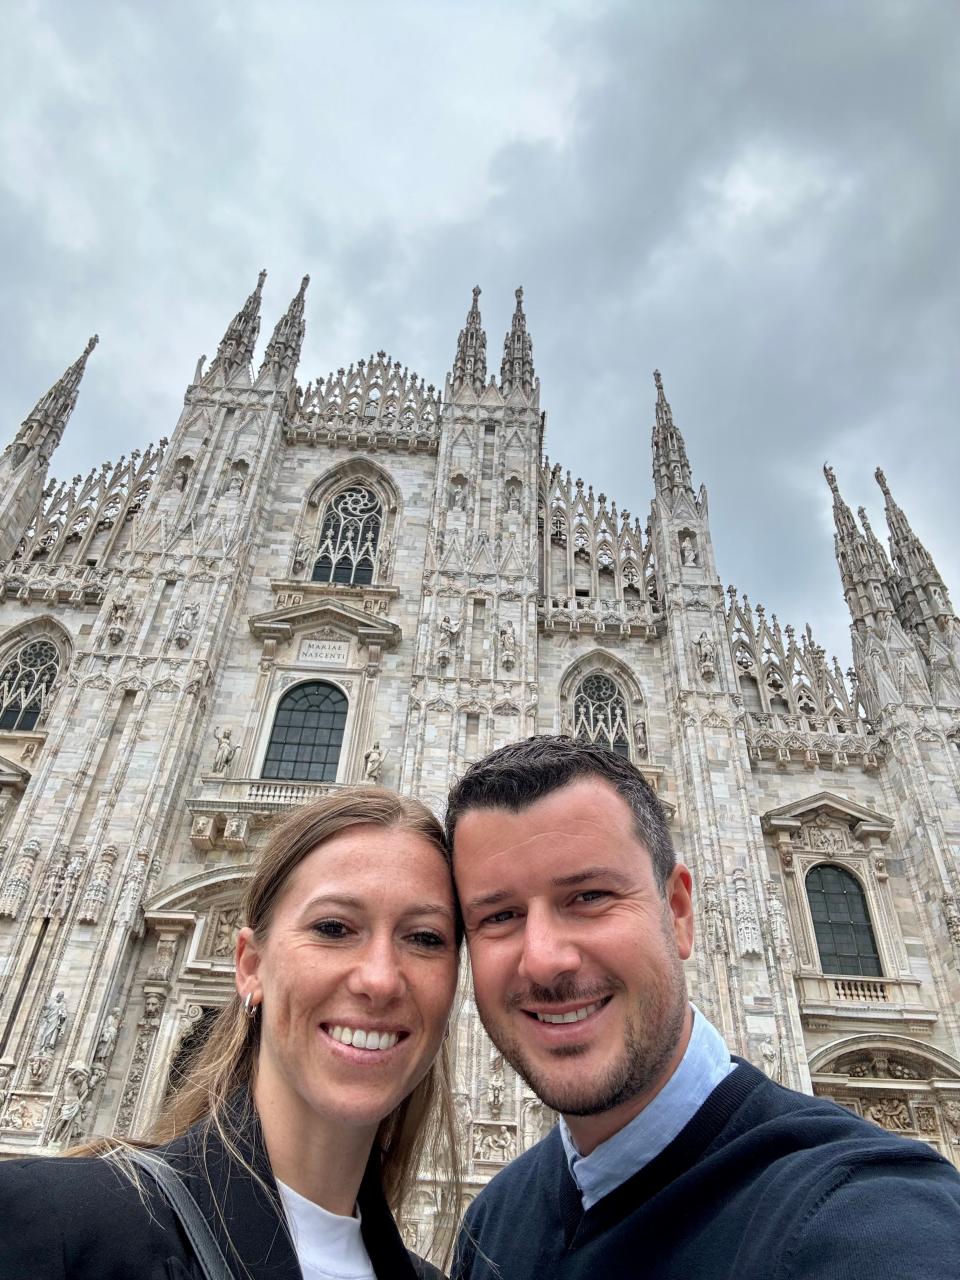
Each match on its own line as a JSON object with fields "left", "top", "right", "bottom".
{"left": 0, "top": 1098, "right": 440, "bottom": 1279}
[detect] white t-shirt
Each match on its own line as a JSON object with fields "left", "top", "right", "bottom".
{"left": 276, "top": 1178, "right": 376, "bottom": 1280}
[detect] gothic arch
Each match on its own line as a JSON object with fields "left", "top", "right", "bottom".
{"left": 0, "top": 616, "right": 73, "bottom": 733}
{"left": 808, "top": 1034, "right": 960, "bottom": 1080}
{"left": 298, "top": 459, "right": 402, "bottom": 585}
{"left": 557, "top": 651, "right": 647, "bottom": 760}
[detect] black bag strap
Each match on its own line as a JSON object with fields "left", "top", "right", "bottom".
{"left": 125, "top": 1147, "right": 234, "bottom": 1280}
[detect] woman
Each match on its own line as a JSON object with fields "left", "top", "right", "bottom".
{"left": 0, "top": 788, "right": 463, "bottom": 1278}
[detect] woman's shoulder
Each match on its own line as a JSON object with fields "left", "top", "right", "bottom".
{"left": 0, "top": 1151, "right": 177, "bottom": 1275}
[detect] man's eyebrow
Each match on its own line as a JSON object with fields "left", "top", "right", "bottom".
{"left": 464, "top": 867, "right": 632, "bottom": 913}
{"left": 550, "top": 866, "right": 632, "bottom": 890}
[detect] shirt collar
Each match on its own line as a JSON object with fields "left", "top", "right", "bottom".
{"left": 558, "top": 1005, "right": 734, "bottom": 1210}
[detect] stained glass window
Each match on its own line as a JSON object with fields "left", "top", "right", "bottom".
{"left": 312, "top": 487, "right": 382, "bottom": 585}
{"left": 0, "top": 639, "right": 60, "bottom": 732}
{"left": 573, "top": 672, "right": 630, "bottom": 758}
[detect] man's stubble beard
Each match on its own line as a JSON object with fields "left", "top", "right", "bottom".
{"left": 477, "top": 910, "right": 688, "bottom": 1119}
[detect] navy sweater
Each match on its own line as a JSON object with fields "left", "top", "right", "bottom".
{"left": 453, "top": 1063, "right": 960, "bottom": 1280}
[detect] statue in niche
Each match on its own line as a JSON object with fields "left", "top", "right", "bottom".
{"left": 498, "top": 621, "right": 517, "bottom": 670}
{"left": 364, "top": 742, "right": 385, "bottom": 783}
{"left": 172, "top": 462, "right": 190, "bottom": 492}
{"left": 0, "top": 1062, "right": 11, "bottom": 1111}
{"left": 173, "top": 602, "right": 200, "bottom": 649}
{"left": 505, "top": 487, "right": 521, "bottom": 514}
{"left": 212, "top": 727, "right": 239, "bottom": 775}
{"left": 488, "top": 1051, "right": 505, "bottom": 1118}
{"left": 37, "top": 991, "right": 68, "bottom": 1051}
{"left": 633, "top": 719, "right": 648, "bottom": 758}
{"left": 680, "top": 534, "right": 698, "bottom": 566}
{"left": 94, "top": 1008, "right": 122, "bottom": 1064}
{"left": 450, "top": 482, "right": 466, "bottom": 511}
{"left": 437, "top": 614, "right": 460, "bottom": 667}
{"left": 50, "top": 1062, "right": 91, "bottom": 1146}
{"left": 759, "top": 1039, "right": 781, "bottom": 1081}
{"left": 213, "top": 907, "right": 244, "bottom": 958}
{"left": 107, "top": 589, "right": 131, "bottom": 645}
{"left": 226, "top": 471, "right": 245, "bottom": 497}
{"left": 696, "top": 632, "right": 716, "bottom": 680}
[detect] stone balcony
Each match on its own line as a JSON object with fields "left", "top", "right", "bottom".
{"left": 187, "top": 776, "right": 343, "bottom": 852}
{"left": 796, "top": 972, "right": 936, "bottom": 1031}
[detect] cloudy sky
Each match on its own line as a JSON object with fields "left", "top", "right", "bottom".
{"left": 2, "top": 0, "right": 957, "bottom": 665}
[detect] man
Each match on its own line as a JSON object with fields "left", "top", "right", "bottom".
{"left": 447, "top": 736, "right": 960, "bottom": 1280}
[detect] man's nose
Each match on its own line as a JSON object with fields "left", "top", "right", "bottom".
{"left": 517, "top": 908, "right": 582, "bottom": 987}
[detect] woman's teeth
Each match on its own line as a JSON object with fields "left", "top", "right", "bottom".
{"left": 327, "top": 1025, "right": 399, "bottom": 1050}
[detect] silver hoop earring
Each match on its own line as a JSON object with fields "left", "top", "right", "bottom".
{"left": 243, "top": 992, "right": 258, "bottom": 1018}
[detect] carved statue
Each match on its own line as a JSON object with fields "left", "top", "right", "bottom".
{"left": 109, "top": 590, "right": 131, "bottom": 640}
{"left": 437, "top": 613, "right": 460, "bottom": 667}
{"left": 450, "top": 482, "right": 466, "bottom": 511}
{"left": 680, "top": 534, "right": 698, "bottom": 566}
{"left": 50, "top": 1062, "right": 91, "bottom": 1146}
{"left": 212, "top": 727, "right": 238, "bottom": 775}
{"left": 226, "top": 471, "right": 244, "bottom": 497}
{"left": 172, "top": 463, "right": 189, "bottom": 491}
{"left": 696, "top": 632, "right": 716, "bottom": 680}
{"left": 765, "top": 883, "right": 792, "bottom": 958}
{"left": 0, "top": 1062, "right": 11, "bottom": 1111}
{"left": 173, "top": 602, "right": 200, "bottom": 649}
{"left": 498, "top": 621, "right": 517, "bottom": 670}
{"left": 488, "top": 1051, "right": 505, "bottom": 1118}
{"left": 36, "top": 990, "right": 67, "bottom": 1053}
{"left": 866, "top": 1098, "right": 910, "bottom": 1131}
{"left": 94, "top": 1008, "right": 122, "bottom": 1063}
{"left": 634, "top": 719, "right": 648, "bottom": 758}
{"left": 213, "top": 907, "right": 244, "bottom": 958}
{"left": 364, "top": 742, "right": 385, "bottom": 783}
{"left": 759, "top": 1039, "right": 780, "bottom": 1080}
{"left": 506, "top": 487, "right": 521, "bottom": 514}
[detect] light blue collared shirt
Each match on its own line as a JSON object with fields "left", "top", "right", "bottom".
{"left": 559, "top": 1005, "right": 735, "bottom": 1210}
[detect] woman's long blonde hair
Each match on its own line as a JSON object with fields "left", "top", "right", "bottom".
{"left": 79, "top": 788, "right": 463, "bottom": 1264}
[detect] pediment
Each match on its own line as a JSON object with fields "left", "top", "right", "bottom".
{"left": 0, "top": 752, "right": 31, "bottom": 789}
{"left": 761, "top": 790, "right": 892, "bottom": 841}
{"left": 248, "top": 598, "right": 401, "bottom": 648}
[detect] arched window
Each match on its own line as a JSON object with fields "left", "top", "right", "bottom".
{"left": 261, "top": 682, "right": 348, "bottom": 782}
{"left": 0, "top": 639, "right": 60, "bottom": 732}
{"left": 806, "top": 865, "right": 881, "bottom": 977}
{"left": 313, "top": 486, "right": 382, "bottom": 585}
{"left": 574, "top": 672, "right": 630, "bottom": 758}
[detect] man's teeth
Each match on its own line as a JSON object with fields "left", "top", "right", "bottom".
{"left": 327, "top": 1026, "right": 399, "bottom": 1050}
{"left": 535, "top": 1000, "right": 604, "bottom": 1024}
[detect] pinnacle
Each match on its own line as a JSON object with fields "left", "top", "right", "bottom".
{"left": 823, "top": 462, "right": 840, "bottom": 497}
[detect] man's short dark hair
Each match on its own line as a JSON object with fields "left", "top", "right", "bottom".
{"left": 446, "top": 735, "right": 675, "bottom": 892}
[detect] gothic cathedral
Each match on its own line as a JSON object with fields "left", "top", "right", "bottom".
{"left": 1, "top": 275, "right": 959, "bottom": 1242}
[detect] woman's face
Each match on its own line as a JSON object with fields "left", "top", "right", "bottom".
{"left": 237, "top": 824, "right": 458, "bottom": 1141}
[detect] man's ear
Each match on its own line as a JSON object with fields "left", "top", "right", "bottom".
{"left": 667, "top": 864, "right": 695, "bottom": 961}
{"left": 235, "top": 926, "right": 261, "bottom": 1002}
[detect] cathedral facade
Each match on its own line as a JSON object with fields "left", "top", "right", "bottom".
{"left": 1, "top": 274, "right": 959, "bottom": 1242}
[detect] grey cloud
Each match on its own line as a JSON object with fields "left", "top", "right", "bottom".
{"left": 1, "top": 0, "right": 957, "bottom": 666}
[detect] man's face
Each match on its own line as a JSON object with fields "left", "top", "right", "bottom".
{"left": 454, "top": 777, "right": 694, "bottom": 1141}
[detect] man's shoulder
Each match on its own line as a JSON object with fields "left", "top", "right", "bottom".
{"left": 725, "top": 1068, "right": 958, "bottom": 1175}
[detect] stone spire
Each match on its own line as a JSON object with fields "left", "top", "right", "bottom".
{"left": 824, "top": 463, "right": 891, "bottom": 630}
{"left": 261, "top": 274, "right": 309, "bottom": 378}
{"left": 651, "top": 370, "right": 693, "bottom": 497}
{"left": 500, "top": 286, "right": 535, "bottom": 396}
{"left": 211, "top": 269, "right": 266, "bottom": 376}
{"left": 451, "top": 286, "right": 487, "bottom": 396}
{"left": 6, "top": 334, "right": 99, "bottom": 470}
{"left": 876, "top": 466, "right": 953, "bottom": 627}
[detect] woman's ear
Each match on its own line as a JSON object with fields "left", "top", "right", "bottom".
{"left": 235, "top": 925, "right": 261, "bottom": 1001}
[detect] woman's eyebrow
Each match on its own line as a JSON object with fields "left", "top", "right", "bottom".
{"left": 300, "top": 893, "right": 453, "bottom": 919}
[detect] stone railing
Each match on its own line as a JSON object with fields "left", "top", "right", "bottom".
{"left": 538, "top": 594, "right": 660, "bottom": 637}
{"left": 795, "top": 972, "right": 935, "bottom": 1028}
